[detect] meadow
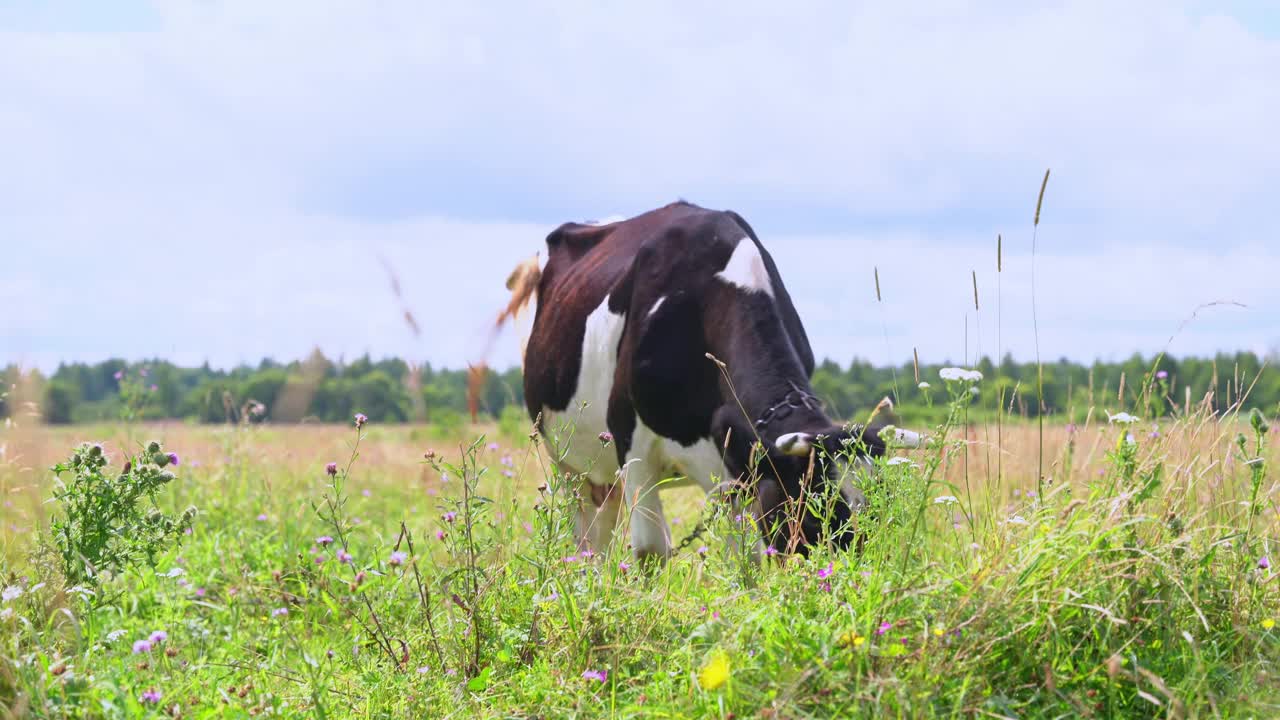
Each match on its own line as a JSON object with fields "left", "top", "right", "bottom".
{"left": 1, "top": 380, "right": 1277, "bottom": 718}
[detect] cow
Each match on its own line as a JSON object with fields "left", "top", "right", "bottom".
{"left": 494, "top": 200, "right": 921, "bottom": 560}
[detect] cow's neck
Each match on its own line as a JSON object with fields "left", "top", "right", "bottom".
{"left": 724, "top": 359, "right": 831, "bottom": 443}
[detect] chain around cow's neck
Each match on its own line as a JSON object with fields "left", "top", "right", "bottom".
{"left": 754, "top": 381, "right": 824, "bottom": 432}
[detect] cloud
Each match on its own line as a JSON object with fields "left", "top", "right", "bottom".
{"left": 1, "top": 1, "right": 1277, "bottom": 372}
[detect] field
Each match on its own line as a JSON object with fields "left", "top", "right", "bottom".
{"left": 1, "top": 389, "right": 1278, "bottom": 718}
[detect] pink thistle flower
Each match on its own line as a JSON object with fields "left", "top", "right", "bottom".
{"left": 764, "top": 546, "right": 778, "bottom": 557}
{"left": 336, "top": 550, "right": 353, "bottom": 564}
{"left": 316, "top": 536, "right": 334, "bottom": 546}
{"left": 325, "top": 462, "right": 338, "bottom": 476}
{"left": 148, "top": 630, "right": 167, "bottom": 644}
{"left": 1261, "top": 556, "right": 1272, "bottom": 570}
{"left": 132, "top": 640, "right": 152, "bottom": 654}
{"left": 354, "top": 413, "right": 368, "bottom": 428}
{"left": 389, "top": 551, "right": 408, "bottom": 566}
{"left": 582, "top": 670, "right": 608, "bottom": 683}
{"left": 140, "top": 689, "right": 161, "bottom": 704}
{"left": 272, "top": 607, "right": 288, "bottom": 618}
{"left": 817, "top": 562, "right": 835, "bottom": 580}
{"left": 435, "top": 530, "right": 445, "bottom": 541}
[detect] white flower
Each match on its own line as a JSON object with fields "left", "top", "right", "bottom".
{"left": 0, "top": 607, "right": 12, "bottom": 621}
{"left": 939, "top": 368, "right": 983, "bottom": 383}
{"left": 886, "top": 457, "right": 913, "bottom": 466}
{"left": 1107, "top": 411, "right": 1139, "bottom": 425}
{"left": 934, "top": 495, "right": 959, "bottom": 505}
{"left": 1, "top": 586, "right": 21, "bottom": 602}
{"left": 917, "top": 382, "right": 931, "bottom": 389}
{"left": 1007, "top": 515, "right": 1029, "bottom": 526}
{"left": 163, "top": 568, "right": 185, "bottom": 578}
{"left": 106, "top": 629, "right": 127, "bottom": 642}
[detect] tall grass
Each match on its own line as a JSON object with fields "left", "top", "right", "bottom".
{"left": 1, "top": 389, "right": 1276, "bottom": 717}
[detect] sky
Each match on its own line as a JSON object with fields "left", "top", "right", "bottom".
{"left": 2, "top": 1, "right": 1278, "bottom": 374}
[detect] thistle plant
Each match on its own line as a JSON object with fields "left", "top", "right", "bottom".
{"left": 49, "top": 441, "right": 195, "bottom": 587}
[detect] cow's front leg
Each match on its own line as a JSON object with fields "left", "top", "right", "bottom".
{"left": 621, "top": 456, "right": 671, "bottom": 561}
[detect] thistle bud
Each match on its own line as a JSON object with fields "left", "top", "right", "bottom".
{"left": 147, "top": 441, "right": 161, "bottom": 454}
{"left": 1250, "top": 408, "right": 1270, "bottom": 435}
{"left": 154, "top": 452, "right": 171, "bottom": 467}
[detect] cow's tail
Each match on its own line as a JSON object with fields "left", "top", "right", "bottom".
{"left": 467, "top": 254, "right": 542, "bottom": 421}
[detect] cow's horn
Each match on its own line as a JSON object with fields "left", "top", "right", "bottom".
{"left": 775, "top": 432, "right": 814, "bottom": 457}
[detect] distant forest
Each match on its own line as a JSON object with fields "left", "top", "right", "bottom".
{"left": 2, "top": 350, "right": 1276, "bottom": 427}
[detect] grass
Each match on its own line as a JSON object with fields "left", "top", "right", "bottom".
{"left": 1, "top": 387, "right": 1278, "bottom": 718}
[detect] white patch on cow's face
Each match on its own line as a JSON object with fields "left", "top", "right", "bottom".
{"left": 647, "top": 295, "right": 666, "bottom": 317}
{"left": 715, "top": 237, "right": 774, "bottom": 297}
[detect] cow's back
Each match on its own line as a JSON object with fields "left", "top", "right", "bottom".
{"left": 522, "top": 202, "right": 706, "bottom": 421}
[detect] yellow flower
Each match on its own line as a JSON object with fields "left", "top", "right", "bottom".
{"left": 837, "top": 631, "right": 866, "bottom": 648}
{"left": 698, "top": 649, "right": 731, "bottom": 691}
{"left": 1263, "top": 618, "right": 1276, "bottom": 630}
{"left": 932, "top": 627, "right": 945, "bottom": 638}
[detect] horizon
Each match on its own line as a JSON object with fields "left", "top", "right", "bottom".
{"left": 4, "top": 2, "right": 1279, "bottom": 374}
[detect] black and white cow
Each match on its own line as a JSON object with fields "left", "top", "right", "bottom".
{"left": 504, "top": 201, "right": 920, "bottom": 560}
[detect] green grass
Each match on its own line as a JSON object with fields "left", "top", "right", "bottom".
{"left": 1, "top": 394, "right": 1278, "bottom": 718}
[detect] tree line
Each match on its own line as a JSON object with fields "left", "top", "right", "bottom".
{"left": 2, "top": 349, "right": 1276, "bottom": 427}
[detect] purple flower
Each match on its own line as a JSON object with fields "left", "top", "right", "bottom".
{"left": 195, "top": 587, "right": 206, "bottom": 598}
{"left": 1261, "top": 556, "right": 1272, "bottom": 570}
{"left": 443, "top": 511, "right": 457, "bottom": 523}
{"left": 256, "top": 513, "right": 268, "bottom": 522}
{"left": 580, "top": 549, "right": 595, "bottom": 560}
{"left": 148, "top": 630, "right": 167, "bottom": 644}
{"left": 500, "top": 455, "right": 514, "bottom": 468}
{"left": 697, "top": 546, "right": 708, "bottom": 557}
{"left": 618, "top": 561, "right": 631, "bottom": 572}
{"left": 325, "top": 462, "right": 338, "bottom": 476}
{"left": 487, "top": 442, "right": 499, "bottom": 451}
{"left": 148, "top": 384, "right": 157, "bottom": 392}
{"left": 598, "top": 432, "right": 613, "bottom": 445}
{"left": 132, "top": 640, "right": 152, "bottom": 654}
{"left": 764, "top": 546, "right": 779, "bottom": 557}
{"left": 272, "top": 607, "right": 288, "bottom": 618}
{"left": 166, "top": 452, "right": 179, "bottom": 466}
{"left": 361, "top": 489, "right": 371, "bottom": 497}
{"left": 140, "top": 689, "right": 161, "bottom": 704}
{"left": 337, "top": 550, "right": 353, "bottom": 564}
{"left": 354, "top": 571, "right": 366, "bottom": 585}
{"left": 316, "top": 536, "right": 334, "bottom": 546}
{"left": 1156, "top": 370, "right": 1169, "bottom": 380}
{"left": 139, "top": 368, "right": 149, "bottom": 378}
{"left": 389, "top": 551, "right": 408, "bottom": 566}
{"left": 354, "top": 413, "right": 368, "bottom": 429}
{"left": 502, "top": 469, "right": 515, "bottom": 479}
{"left": 113, "top": 370, "right": 124, "bottom": 381}
{"left": 817, "top": 562, "right": 835, "bottom": 580}
{"left": 314, "top": 555, "right": 326, "bottom": 565}
{"left": 875, "top": 621, "right": 892, "bottom": 636}
{"left": 582, "top": 669, "right": 608, "bottom": 683}
{"left": 1066, "top": 423, "right": 1078, "bottom": 434}
{"left": 435, "top": 530, "right": 446, "bottom": 541}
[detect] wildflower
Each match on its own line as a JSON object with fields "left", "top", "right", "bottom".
{"left": 501, "top": 455, "right": 514, "bottom": 467}
{"left": 337, "top": 550, "right": 353, "bottom": 564}
{"left": 698, "top": 649, "right": 731, "bottom": 691}
{"left": 325, "top": 462, "right": 338, "bottom": 476}
{"left": 166, "top": 452, "right": 180, "bottom": 466}
{"left": 435, "top": 530, "right": 445, "bottom": 541}
{"left": 148, "top": 630, "right": 167, "bottom": 644}
{"left": 1007, "top": 515, "right": 1029, "bottom": 526}
{"left": 133, "top": 640, "right": 152, "bottom": 654}
{"left": 1066, "top": 423, "right": 1078, "bottom": 433}
{"left": 443, "top": 511, "right": 457, "bottom": 523}
{"left": 354, "top": 413, "right": 368, "bottom": 429}
{"left": 886, "top": 457, "right": 914, "bottom": 466}
{"left": 361, "top": 489, "right": 371, "bottom": 497}
{"left": 875, "top": 622, "right": 892, "bottom": 636}
{"left": 582, "top": 669, "right": 608, "bottom": 683}
{"left": 417, "top": 665, "right": 431, "bottom": 674}
{"left": 139, "top": 368, "right": 149, "bottom": 378}
{"left": 598, "top": 431, "right": 613, "bottom": 445}
{"left": 939, "top": 367, "right": 983, "bottom": 382}
{"left": 1263, "top": 619, "right": 1276, "bottom": 630}
{"left": 697, "top": 545, "right": 709, "bottom": 557}
{"left": 354, "top": 571, "right": 367, "bottom": 585}
{"left": 934, "top": 495, "right": 959, "bottom": 505}
{"left": 580, "top": 549, "right": 595, "bottom": 560}
{"left": 618, "top": 561, "right": 631, "bottom": 572}
{"left": 1, "top": 586, "right": 21, "bottom": 602}
{"left": 148, "top": 384, "right": 157, "bottom": 392}
{"left": 487, "top": 442, "right": 499, "bottom": 451}
{"left": 389, "top": 551, "right": 408, "bottom": 566}
{"left": 817, "top": 562, "right": 835, "bottom": 580}
{"left": 1156, "top": 370, "right": 1168, "bottom": 380}
{"left": 764, "top": 546, "right": 778, "bottom": 557}
{"left": 837, "top": 630, "right": 866, "bottom": 648}
{"left": 195, "top": 587, "right": 206, "bottom": 598}
{"left": 140, "top": 689, "right": 161, "bottom": 704}
{"left": 1261, "top": 556, "right": 1272, "bottom": 570}
{"left": 113, "top": 370, "right": 124, "bottom": 381}
{"left": 502, "top": 469, "right": 515, "bottom": 479}
{"left": 272, "top": 607, "right": 288, "bottom": 618}
{"left": 316, "top": 536, "right": 334, "bottom": 547}
{"left": 932, "top": 627, "right": 946, "bottom": 637}
{"left": 1107, "top": 411, "right": 1139, "bottom": 425}
{"left": 256, "top": 513, "right": 268, "bottom": 522}
{"left": 314, "top": 555, "right": 326, "bottom": 565}
{"left": 917, "top": 381, "right": 931, "bottom": 389}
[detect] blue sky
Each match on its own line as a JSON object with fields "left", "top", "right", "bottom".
{"left": 2, "top": 1, "right": 1278, "bottom": 373}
